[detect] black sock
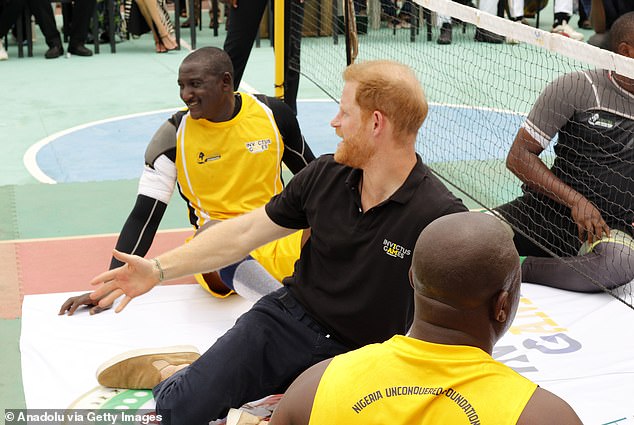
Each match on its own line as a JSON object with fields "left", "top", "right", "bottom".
{"left": 554, "top": 12, "right": 570, "bottom": 27}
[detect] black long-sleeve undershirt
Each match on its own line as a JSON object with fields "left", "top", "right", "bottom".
{"left": 109, "top": 195, "right": 168, "bottom": 269}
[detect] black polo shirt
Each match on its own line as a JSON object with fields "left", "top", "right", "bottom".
{"left": 605, "top": 0, "right": 634, "bottom": 29}
{"left": 265, "top": 154, "right": 467, "bottom": 348}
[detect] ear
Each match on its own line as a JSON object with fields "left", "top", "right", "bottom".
{"left": 371, "top": 110, "right": 384, "bottom": 135}
{"left": 221, "top": 72, "right": 233, "bottom": 90}
{"left": 617, "top": 41, "right": 634, "bottom": 58}
{"left": 408, "top": 267, "right": 415, "bottom": 290}
{"left": 493, "top": 290, "right": 509, "bottom": 323}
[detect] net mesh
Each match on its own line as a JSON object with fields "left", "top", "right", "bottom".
{"left": 292, "top": 0, "right": 634, "bottom": 307}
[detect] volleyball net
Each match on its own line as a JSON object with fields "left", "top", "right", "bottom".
{"left": 290, "top": 0, "right": 634, "bottom": 306}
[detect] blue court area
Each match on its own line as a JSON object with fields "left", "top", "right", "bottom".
{"left": 33, "top": 101, "right": 538, "bottom": 183}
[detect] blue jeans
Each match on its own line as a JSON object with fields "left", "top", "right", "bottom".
{"left": 153, "top": 287, "right": 350, "bottom": 424}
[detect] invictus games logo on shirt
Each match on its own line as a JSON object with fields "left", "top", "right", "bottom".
{"left": 197, "top": 152, "right": 221, "bottom": 164}
{"left": 383, "top": 239, "right": 412, "bottom": 259}
{"left": 588, "top": 113, "right": 614, "bottom": 129}
{"left": 245, "top": 139, "right": 272, "bottom": 153}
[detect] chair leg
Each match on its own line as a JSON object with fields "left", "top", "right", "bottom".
{"left": 535, "top": 10, "right": 540, "bottom": 28}
{"left": 92, "top": 4, "right": 100, "bottom": 54}
{"left": 409, "top": 4, "right": 417, "bottom": 42}
{"left": 174, "top": 0, "right": 181, "bottom": 49}
{"left": 332, "top": 0, "right": 338, "bottom": 46}
{"left": 198, "top": 0, "right": 202, "bottom": 31}
{"left": 106, "top": 0, "right": 116, "bottom": 52}
{"left": 423, "top": 7, "right": 432, "bottom": 42}
{"left": 188, "top": 0, "right": 196, "bottom": 48}
{"left": 16, "top": 9, "right": 25, "bottom": 58}
{"left": 210, "top": 0, "right": 219, "bottom": 37}
{"left": 268, "top": 4, "right": 273, "bottom": 46}
{"left": 25, "top": 8, "right": 33, "bottom": 56}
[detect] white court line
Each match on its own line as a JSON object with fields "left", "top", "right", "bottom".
{"left": 179, "top": 38, "right": 192, "bottom": 52}
{"left": 0, "top": 227, "right": 193, "bottom": 245}
{"left": 23, "top": 108, "right": 182, "bottom": 184}
{"left": 23, "top": 85, "right": 517, "bottom": 184}
{"left": 298, "top": 98, "right": 337, "bottom": 103}
{"left": 23, "top": 38, "right": 265, "bottom": 185}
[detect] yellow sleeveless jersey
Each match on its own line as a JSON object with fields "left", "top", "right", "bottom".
{"left": 175, "top": 93, "right": 301, "bottom": 287}
{"left": 175, "top": 92, "right": 284, "bottom": 223}
{"left": 309, "top": 335, "right": 537, "bottom": 425}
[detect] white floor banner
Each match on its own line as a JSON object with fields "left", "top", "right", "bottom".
{"left": 20, "top": 283, "right": 634, "bottom": 424}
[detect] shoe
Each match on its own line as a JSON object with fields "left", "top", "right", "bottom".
{"left": 96, "top": 345, "right": 200, "bottom": 389}
{"left": 226, "top": 408, "right": 263, "bottom": 425}
{"left": 68, "top": 44, "right": 93, "bottom": 56}
{"left": 437, "top": 23, "right": 452, "bottom": 45}
{"left": 181, "top": 0, "right": 201, "bottom": 32}
{"left": 474, "top": 28, "right": 504, "bottom": 44}
{"left": 551, "top": 20, "right": 584, "bottom": 41}
{"left": 181, "top": 17, "right": 199, "bottom": 28}
{"left": 209, "top": 8, "right": 222, "bottom": 28}
{"left": 511, "top": 16, "right": 530, "bottom": 26}
{"left": 0, "top": 41, "right": 7, "bottom": 61}
{"left": 578, "top": 229, "right": 634, "bottom": 255}
{"left": 44, "top": 44, "right": 63, "bottom": 59}
{"left": 578, "top": 19, "right": 592, "bottom": 30}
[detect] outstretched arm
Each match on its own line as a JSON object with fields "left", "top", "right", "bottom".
{"left": 90, "top": 207, "right": 295, "bottom": 312}
{"left": 506, "top": 127, "right": 609, "bottom": 244}
{"left": 60, "top": 122, "right": 178, "bottom": 316}
{"left": 269, "top": 359, "right": 331, "bottom": 425}
{"left": 517, "top": 387, "right": 583, "bottom": 425}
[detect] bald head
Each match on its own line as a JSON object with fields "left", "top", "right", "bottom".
{"left": 609, "top": 12, "right": 634, "bottom": 54}
{"left": 411, "top": 212, "right": 520, "bottom": 310}
{"left": 343, "top": 60, "right": 428, "bottom": 139}
{"left": 181, "top": 47, "right": 234, "bottom": 79}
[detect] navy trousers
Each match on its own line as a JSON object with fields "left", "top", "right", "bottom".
{"left": 153, "top": 287, "right": 350, "bottom": 424}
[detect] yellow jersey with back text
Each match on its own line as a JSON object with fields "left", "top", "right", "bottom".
{"left": 175, "top": 92, "right": 284, "bottom": 226}
{"left": 309, "top": 335, "right": 537, "bottom": 425}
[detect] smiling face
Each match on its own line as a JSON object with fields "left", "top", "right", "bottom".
{"left": 331, "top": 82, "right": 375, "bottom": 168}
{"left": 177, "top": 61, "right": 232, "bottom": 121}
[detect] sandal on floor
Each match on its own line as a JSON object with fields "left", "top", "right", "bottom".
{"left": 160, "top": 35, "right": 178, "bottom": 51}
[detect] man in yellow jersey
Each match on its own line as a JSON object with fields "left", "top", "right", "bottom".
{"left": 269, "top": 212, "right": 582, "bottom": 425}
{"left": 59, "top": 47, "right": 314, "bottom": 315}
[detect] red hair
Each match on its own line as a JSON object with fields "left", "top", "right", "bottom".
{"left": 343, "top": 60, "right": 428, "bottom": 139}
